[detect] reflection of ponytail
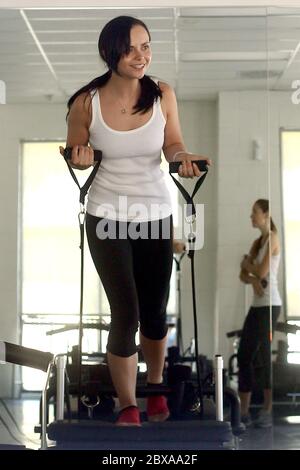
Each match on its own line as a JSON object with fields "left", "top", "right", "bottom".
{"left": 251, "top": 199, "right": 277, "bottom": 257}
{"left": 66, "top": 72, "right": 112, "bottom": 119}
{"left": 270, "top": 217, "right": 277, "bottom": 233}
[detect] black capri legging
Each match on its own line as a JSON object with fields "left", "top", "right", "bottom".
{"left": 237, "top": 305, "right": 281, "bottom": 392}
{"left": 85, "top": 213, "right": 173, "bottom": 357}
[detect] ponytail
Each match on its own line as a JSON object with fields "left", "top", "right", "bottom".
{"left": 66, "top": 71, "right": 112, "bottom": 120}
{"left": 270, "top": 217, "right": 277, "bottom": 233}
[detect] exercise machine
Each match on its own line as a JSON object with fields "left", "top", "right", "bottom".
{"left": 0, "top": 150, "right": 239, "bottom": 450}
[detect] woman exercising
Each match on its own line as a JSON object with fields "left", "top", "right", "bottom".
{"left": 60, "top": 16, "right": 210, "bottom": 426}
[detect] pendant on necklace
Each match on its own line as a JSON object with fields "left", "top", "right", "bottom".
{"left": 121, "top": 108, "right": 126, "bottom": 114}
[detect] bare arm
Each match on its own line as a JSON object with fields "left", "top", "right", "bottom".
{"left": 239, "top": 270, "right": 255, "bottom": 284}
{"left": 59, "top": 93, "right": 94, "bottom": 170}
{"left": 241, "top": 232, "right": 280, "bottom": 280}
{"left": 159, "top": 82, "right": 211, "bottom": 178}
{"left": 239, "top": 245, "right": 264, "bottom": 296}
{"left": 239, "top": 238, "right": 260, "bottom": 284}
{"left": 161, "top": 83, "right": 186, "bottom": 162}
{"left": 242, "top": 253, "right": 270, "bottom": 280}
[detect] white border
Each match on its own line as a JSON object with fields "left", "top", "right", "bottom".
{"left": 1, "top": 1, "right": 300, "bottom": 9}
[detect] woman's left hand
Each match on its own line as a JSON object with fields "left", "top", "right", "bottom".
{"left": 175, "top": 153, "right": 212, "bottom": 179}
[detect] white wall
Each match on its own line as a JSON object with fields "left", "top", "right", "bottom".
{"left": 0, "top": 103, "right": 67, "bottom": 396}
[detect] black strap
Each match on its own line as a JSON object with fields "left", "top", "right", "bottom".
{"left": 169, "top": 169, "right": 208, "bottom": 219}
{"left": 188, "top": 233, "right": 203, "bottom": 417}
{"left": 64, "top": 158, "right": 101, "bottom": 206}
{"left": 62, "top": 152, "right": 101, "bottom": 417}
{"left": 169, "top": 164, "right": 209, "bottom": 418}
{"left": 173, "top": 252, "right": 186, "bottom": 354}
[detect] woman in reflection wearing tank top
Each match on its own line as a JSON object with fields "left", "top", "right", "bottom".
{"left": 238, "top": 199, "right": 281, "bottom": 428}
{"left": 59, "top": 16, "right": 210, "bottom": 426}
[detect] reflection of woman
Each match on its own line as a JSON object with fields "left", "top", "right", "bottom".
{"left": 60, "top": 16, "right": 210, "bottom": 427}
{"left": 238, "top": 199, "right": 281, "bottom": 428}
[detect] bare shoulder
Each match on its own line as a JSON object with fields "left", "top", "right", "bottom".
{"left": 157, "top": 80, "right": 172, "bottom": 92}
{"left": 156, "top": 80, "right": 177, "bottom": 119}
{"left": 68, "top": 91, "right": 93, "bottom": 125}
{"left": 157, "top": 80, "right": 175, "bottom": 99}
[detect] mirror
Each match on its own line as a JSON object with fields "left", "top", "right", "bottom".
{"left": 1, "top": 7, "right": 296, "bottom": 431}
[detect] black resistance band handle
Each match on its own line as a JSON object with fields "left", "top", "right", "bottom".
{"left": 169, "top": 160, "right": 208, "bottom": 173}
{"left": 63, "top": 146, "right": 102, "bottom": 162}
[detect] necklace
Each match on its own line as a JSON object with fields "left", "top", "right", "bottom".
{"left": 115, "top": 93, "right": 137, "bottom": 115}
{"left": 117, "top": 98, "right": 130, "bottom": 114}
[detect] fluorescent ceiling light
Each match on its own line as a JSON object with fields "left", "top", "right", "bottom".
{"left": 180, "top": 51, "right": 290, "bottom": 61}
{"left": 179, "top": 8, "right": 267, "bottom": 17}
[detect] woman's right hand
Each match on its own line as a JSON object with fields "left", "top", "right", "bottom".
{"left": 174, "top": 153, "right": 212, "bottom": 179}
{"left": 252, "top": 278, "right": 264, "bottom": 297}
{"left": 59, "top": 145, "right": 94, "bottom": 170}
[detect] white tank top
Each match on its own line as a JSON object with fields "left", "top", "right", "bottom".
{"left": 86, "top": 87, "right": 172, "bottom": 222}
{"left": 252, "top": 237, "right": 282, "bottom": 307}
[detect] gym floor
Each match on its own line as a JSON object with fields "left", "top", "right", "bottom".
{"left": 239, "top": 405, "right": 300, "bottom": 450}
{"left": 0, "top": 396, "right": 300, "bottom": 450}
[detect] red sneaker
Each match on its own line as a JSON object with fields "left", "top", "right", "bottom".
{"left": 147, "top": 395, "right": 170, "bottom": 422}
{"left": 116, "top": 406, "right": 141, "bottom": 427}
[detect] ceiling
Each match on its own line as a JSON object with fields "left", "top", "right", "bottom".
{"left": 1, "top": 6, "right": 300, "bottom": 103}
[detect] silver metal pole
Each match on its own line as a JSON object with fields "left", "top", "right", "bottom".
{"left": 215, "top": 354, "right": 224, "bottom": 421}
{"left": 41, "top": 361, "right": 54, "bottom": 450}
{"left": 56, "top": 355, "right": 66, "bottom": 421}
